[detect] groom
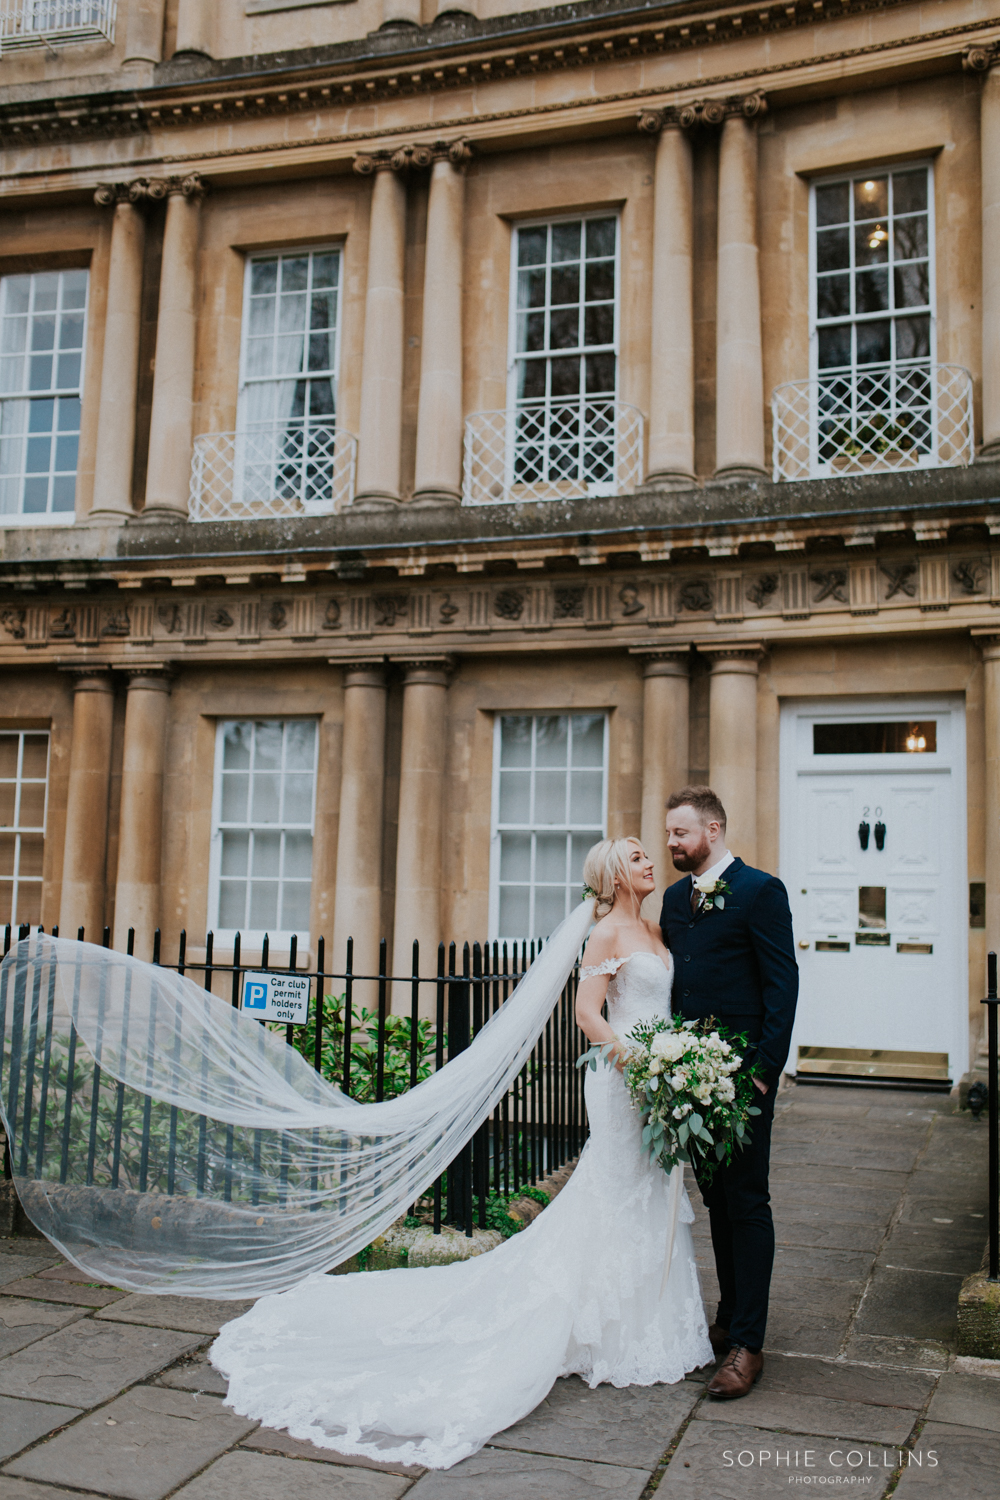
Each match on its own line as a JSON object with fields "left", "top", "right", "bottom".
{"left": 659, "top": 786, "right": 798, "bottom": 1399}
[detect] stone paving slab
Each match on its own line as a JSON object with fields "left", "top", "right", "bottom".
{"left": 853, "top": 1266, "right": 964, "bottom": 1343}
{"left": 35, "top": 1264, "right": 113, "bottom": 1285}
{"left": 241, "top": 1427, "right": 426, "bottom": 1478}
{"left": 0, "top": 1279, "right": 125, "bottom": 1308}
{"left": 156, "top": 1353, "right": 228, "bottom": 1395}
{"left": 0, "top": 1299, "right": 87, "bottom": 1359}
{"left": 488, "top": 1374, "right": 699, "bottom": 1467}
{"left": 407, "top": 1447, "right": 649, "bottom": 1499}
{"left": 0, "top": 1319, "right": 200, "bottom": 1407}
{"left": 881, "top": 1220, "right": 989, "bottom": 1273}
{"left": 771, "top": 1244, "right": 875, "bottom": 1280}
{"left": 0, "top": 1257, "right": 61, "bottom": 1288}
{"left": 0, "top": 1395, "right": 82, "bottom": 1463}
{"left": 0, "top": 1480, "right": 92, "bottom": 1500}
{"left": 760, "top": 1309, "right": 844, "bottom": 1358}
{"left": 840, "top": 1333, "right": 950, "bottom": 1371}
{"left": 773, "top": 1215, "right": 886, "bottom": 1252}
{"left": 96, "top": 1294, "right": 255, "bottom": 1335}
{"left": 653, "top": 1417, "right": 895, "bottom": 1499}
{"left": 923, "top": 1369, "right": 1000, "bottom": 1432}
{"left": 175, "top": 1450, "right": 411, "bottom": 1500}
{"left": 890, "top": 1421, "right": 1000, "bottom": 1498}
{"left": 757, "top": 1352, "right": 936, "bottom": 1409}
{"left": 5, "top": 1385, "right": 258, "bottom": 1500}
{"left": 695, "top": 1386, "right": 916, "bottom": 1444}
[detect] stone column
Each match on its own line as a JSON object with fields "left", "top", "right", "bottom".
{"left": 332, "top": 664, "right": 388, "bottom": 988}
{"left": 982, "top": 639, "right": 1000, "bottom": 954}
{"left": 124, "top": 0, "right": 164, "bottom": 64}
{"left": 392, "top": 661, "right": 450, "bottom": 1009}
{"left": 90, "top": 188, "right": 146, "bottom": 521}
{"left": 113, "top": 670, "right": 172, "bottom": 957}
{"left": 714, "top": 111, "right": 767, "bottom": 482}
{"left": 981, "top": 65, "right": 1000, "bottom": 456}
{"left": 413, "top": 149, "right": 468, "bottom": 506}
{"left": 175, "top": 0, "right": 212, "bottom": 55}
{"left": 645, "top": 124, "right": 696, "bottom": 486}
{"left": 143, "top": 177, "right": 204, "bottom": 521}
{"left": 706, "top": 646, "right": 763, "bottom": 865}
{"left": 638, "top": 653, "right": 690, "bottom": 904}
{"left": 59, "top": 668, "right": 114, "bottom": 941}
{"left": 352, "top": 161, "right": 407, "bottom": 509}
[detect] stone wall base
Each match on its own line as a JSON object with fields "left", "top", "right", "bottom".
{"left": 958, "top": 1259, "right": 1000, "bottom": 1358}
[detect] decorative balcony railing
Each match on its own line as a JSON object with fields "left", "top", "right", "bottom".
{"left": 0, "top": 0, "right": 116, "bottom": 48}
{"left": 463, "top": 398, "right": 644, "bottom": 506}
{"left": 189, "top": 420, "right": 357, "bottom": 523}
{"left": 771, "top": 362, "right": 975, "bottom": 483}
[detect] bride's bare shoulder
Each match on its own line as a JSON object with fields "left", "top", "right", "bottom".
{"left": 580, "top": 920, "right": 620, "bottom": 967}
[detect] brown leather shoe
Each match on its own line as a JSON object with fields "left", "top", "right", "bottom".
{"left": 708, "top": 1323, "right": 730, "bottom": 1359}
{"left": 706, "top": 1344, "right": 763, "bottom": 1398}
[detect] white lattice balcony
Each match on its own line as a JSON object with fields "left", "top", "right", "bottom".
{"left": 771, "top": 362, "right": 974, "bottom": 483}
{"left": 189, "top": 420, "right": 357, "bottom": 523}
{"left": 0, "top": 0, "right": 116, "bottom": 48}
{"left": 463, "top": 398, "right": 644, "bottom": 506}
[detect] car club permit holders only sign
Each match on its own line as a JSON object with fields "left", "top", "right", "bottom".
{"left": 241, "top": 971, "right": 310, "bottom": 1024}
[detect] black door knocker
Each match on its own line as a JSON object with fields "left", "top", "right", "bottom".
{"left": 874, "top": 807, "right": 886, "bottom": 852}
{"left": 858, "top": 806, "right": 871, "bottom": 851}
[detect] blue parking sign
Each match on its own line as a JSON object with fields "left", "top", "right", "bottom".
{"left": 240, "top": 971, "right": 309, "bottom": 1023}
{"left": 244, "top": 980, "right": 269, "bottom": 1011}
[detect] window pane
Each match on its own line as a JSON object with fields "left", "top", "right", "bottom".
{"left": 533, "top": 885, "right": 567, "bottom": 938}
{"left": 254, "top": 721, "right": 283, "bottom": 770}
{"left": 895, "top": 316, "right": 930, "bottom": 361}
{"left": 894, "top": 263, "right": 929, "bottom": 309}
{"left": 221, "top": 831, "right": 249, "bottom": 876}
{"left": 818, "top": 325, "right": 852, "bottom": 370}
{"left": 533, "top": 770, "right": 566, "bottom": 823}
{"left": 18, "top": 782, "right": 45, "bottom": 828}
{"left": 18, "top": 833, "right": 43, "bottom": 879}
{"left": 221, "top": 773, "right": 249, "bottom": 823}
{"left": 0, "top": 834, "right": 14, "bottom": 876}
{"left": 498, "top": 770, "right": 531, "bottom": 824}
{"left": 854, "top": 176, "right": 888, "bottom": 219}
{"left": 284, "top": 831, "right": 313, "bottom": 878}
{"left": 281, "top": 880, "right": 312, "bottom": 932}
{"left": 252, "top": 832, "right": 281, "bottom": 876}
{"left": 500, "top": 833, "right": 531, "bottom": 882}
{"left": 219, "top": 880, "right": 247, "bottom": 930}
{"left": 570, "top": 771, "right": 604, "bottom": 825}
{"left": 251, "top": 774, "right": 281, "bottom": 823}
{"left": 571, "top": 832, "right": 599, "bottom": 884}
{"left": 893, "top": 170, "right": 928, "bottom": 214}
{"left": 535, "top": 833, "right": 567, "bottom": 883}
{"left": 0, "top": 738, "right": 17, "bottom": 776}
{"left": 499, "top": 717, "right": 532, "bottom": 766}
{"left": 816, "top": 182, "right": 849, "bottom": 226}
{"left": 0, "top": 784, "right": 14, "bottom": 828}
{"left": 571, "top": 715, "right": 604, "bottom": 766}
{"left": 499, "top": 885, "right": 530, "bottom": 938}
{"left": 816, "top": 227, "right": 850, "bottom": 273}
{"left": 18, "top": 879, "right": 41, "bottom": 926}
{"left": 222, "top": 722, "right": 252, "bottom": 770}
{"left": 855, "top": 269, "right": 889, "bottom": 314}
{"left": 249, "top": 882, "right": 279, "bottom": 931}
{"left": 585, "top": 219, "right": 616, "bottom": 258}
{"left": 535, "top": 716, "right": 568, "bottom": 767}
{"left": 517, "top": 228, "right": 547, "bottom": 266}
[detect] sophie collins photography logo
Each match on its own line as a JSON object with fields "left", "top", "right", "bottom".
{"left": 721, "top": 1447, "right": 939, "bottom": 1484}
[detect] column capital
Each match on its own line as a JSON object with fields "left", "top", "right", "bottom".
{"left": 338, "top": 660, "right": 388, "bottom": 689}
{"left": 94, "top": 174, "right": 206, "bottom": 208}
{"left": 123, "top": 664, "right": 174, "bottom": 692}
{"left": 631, "top": 649, "right": 691, "bottom": 679}
{"left": 637, "top": 93, "right": 766, "bottom": 135}
{"left": 964, "top": 43, "right": 999, "bottom": 72}
{"left": 59, "top": 664, "right": 114, "bottom": 691}
{"left": 701, "top": 643, "right": 765, "bottom": 673}
{"left": 974, "top": 630, "right": 1000, "bottom": 661}
{"left": 395, "top": 656, "right": 455, "bottom": 686}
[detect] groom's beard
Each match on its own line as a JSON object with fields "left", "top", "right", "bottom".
{"left": 669, "top": 836, "right": 713, "bottom": 872}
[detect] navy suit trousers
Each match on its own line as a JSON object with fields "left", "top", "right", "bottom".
{"left": 697, "top": 1082, "right": 776, "bottom": 1352}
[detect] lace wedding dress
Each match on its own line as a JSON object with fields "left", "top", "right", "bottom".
{"left": 211, "top": 950, "right": 713, "bottom": 1470}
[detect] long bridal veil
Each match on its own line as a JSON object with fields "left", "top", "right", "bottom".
{"left": 0, "top": 901, "right": 594, "bottom": 1298}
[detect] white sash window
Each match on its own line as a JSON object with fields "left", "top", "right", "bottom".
{"left": 0, "top": 269, "right": 88, "bottom": 522}
{"left": 0, "top": 731, "right": 49, "bottom": 928}
{"left": 236, "top": 248, "right": 342, "bottom": 512}
{"left": 209, "top": 719, "right": 318, "bottom": 947}
{"left": 490, "top": 713, "right": 608, "bottom": 942}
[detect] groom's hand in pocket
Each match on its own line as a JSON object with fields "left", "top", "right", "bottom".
{"left": 753, "top": 1078, "right": 768, "bottom": 1095}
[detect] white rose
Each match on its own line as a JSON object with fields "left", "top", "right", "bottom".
{"left": 669, "top": 1072, "right": 687, "bottom": 1091}
{"left": 672, "top": 1103, "right": 691, "bottom": 1119}
{"left": 693, "top": 875, "right": 716, "bottom": 894}
{"left": 649, "top": 1056, "right": 663, "bottom": 1075}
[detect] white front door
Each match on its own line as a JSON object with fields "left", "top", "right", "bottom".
{"left": 780, "top": 699, "right": 967, "bottom": 1083}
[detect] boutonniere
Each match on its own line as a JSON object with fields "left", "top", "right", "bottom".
{"left": 693, "top": 876, "right": 733, "bottom": 912}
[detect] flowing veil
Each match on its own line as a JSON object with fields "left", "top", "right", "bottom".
{"left": 0, "top": 900, "right": 595, "bottom": 1298}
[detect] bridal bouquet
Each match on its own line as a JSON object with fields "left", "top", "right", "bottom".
{"left": 578, "top": 1017, "right": 761, "bottom": 1183}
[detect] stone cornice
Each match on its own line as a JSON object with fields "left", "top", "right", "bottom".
{"left": 1, "top": 6, "right": 998, "bottom": 159}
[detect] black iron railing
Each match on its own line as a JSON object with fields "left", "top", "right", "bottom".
{"left": 0, "top": 922, "right": 588, "bottom": 1240}
{"left": 984, "top": 950, "right": 999, "bottom": 1282}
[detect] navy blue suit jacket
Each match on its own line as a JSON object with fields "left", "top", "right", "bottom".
{"left": 659, "top": 858, "right": 799, "bottom": 1088}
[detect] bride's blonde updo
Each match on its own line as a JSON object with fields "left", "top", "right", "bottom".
{"left": 582, "top": 837, "right": 642, "bottom": 918}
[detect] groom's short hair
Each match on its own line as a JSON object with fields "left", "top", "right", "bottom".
{"left": 666, "top": 785, "right": 727, "bottom": 830}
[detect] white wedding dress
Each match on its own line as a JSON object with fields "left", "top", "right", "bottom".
{"left": 210, "top": 950, "right": 713, "bottom": 1470}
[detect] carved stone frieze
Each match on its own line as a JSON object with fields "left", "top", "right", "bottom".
{"left": 637, "top": 92, "right": 766, "bottom": 134}
{"left": 94, "top": 174, "right": 206, "bottom": 206}
{"left": 354, "top": 139, "right": 471, "bottom": 175}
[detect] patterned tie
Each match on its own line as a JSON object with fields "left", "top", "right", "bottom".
{"left": 690, "top": 881, "right": 700, "bottom": 917}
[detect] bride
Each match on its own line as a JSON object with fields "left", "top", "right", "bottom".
{"left": 211, "top": 836, "right": 713, "bottom": 1470}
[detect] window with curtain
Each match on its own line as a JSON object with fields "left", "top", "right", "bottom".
{"left": 210, "top": 720, "right": 318, "bottom": 943}
{"left": 237, "top": 248, "right": 342, "bottom": 510}
{"left": 0, "top": 731, "right": 49, "bottom": 928}
{"left": 0, "top": 269, "right": 88, "bottom": 521}
{"left": 508, "top": 216, "right": 619, "bottom": 494}
{"left": 811, "top": 165, "right": 933, "bottom": 458}
{"left": 491, "top": 713, "right": 607, "bottom": 942}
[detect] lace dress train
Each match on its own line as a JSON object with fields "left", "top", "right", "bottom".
{"left": 210, "top": 951, "right": 713, "bottom": 1470}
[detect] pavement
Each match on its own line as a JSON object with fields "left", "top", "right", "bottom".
{"left": 0, "top": 1080, "right": 997, "bottom": 1499}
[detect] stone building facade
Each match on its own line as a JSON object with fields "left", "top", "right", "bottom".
{"left": 1, "top": 0, "right": 999, "bottom": 1087}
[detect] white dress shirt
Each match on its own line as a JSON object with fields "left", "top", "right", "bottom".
{"left": 693, "top": 848, "right": 734, "bottom": 894}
